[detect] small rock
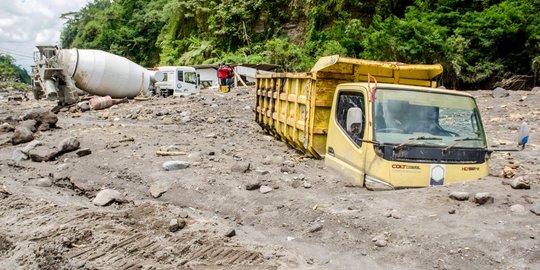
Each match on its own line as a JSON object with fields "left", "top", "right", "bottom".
{"left": 204, "top": 133, "right": 217, "bottom": 139}
{"left": 448, "top": 209, "right": 456, "bottom": 214}
{"left": 187, "top": 152, "right": 202, "bottom": 160}
{"left": 180, "top": 116, "right": 191, "bottom": 123}
{"left": 449, "top": 191, "right": 470, "bottom": 201}
{"left": 492, "top": 87, "right": 509, "bottom": 98}
{"left": 149, "top": 180, "right": 172, "bottom": 198}
{"left": 29, "top": 148, "right": 57, "bottom": 162}
{"left": 19, "top": 119, "right": 38, "bottom": 132}
{"left": 263, "top": 155, "right": 285, "bottom": 165}
{"left": 165, "top": 145, "right": 181, "bottom": 152}
{"left": 501, "top": 166, "right": 515, "bottom": 178}
{"left": 474, "top": 193, "right": 494, "bottom": 205}
{"left": 11, "top": 140, "right": 42, "bottom": 161}
{"left": 231, "top": 162, "right": 250, "bottom": 173}
{"left": 77, "top": 101, "right": 91, "bottom": 112}
{"left": 22, "top": 140, "right": 42, "bottom": 152}
{"left": 162, "top": 160, "right": 190, "bottom": 171}
{"left": 308, "top": 223, "right": 323, "bottom": 233}
{"left": 225, "top": 229, "right": 236, "bottom": 237}
{"left": 11, "top": 149, "right": 28, "bottom": 161}
{"left": 161, "top": 117, "right": 174, "bottom": 125}
{"left": 255, "top": 169, "right": 270, "bottom": 175}
{"left": 76, "top": 148, "right": 92, "bottom": 157}
{"left": 169, "top": 219, "right": 186, "bottom": 232}
{"left": 510, "top": 176, "right": 530, "bottom": 190}
{"left": 510, "top": 204, "right": 526, "bottom": 213}
{"left": 371, "top": 232, "right": 389, "bottom": 247}
{"left": 12, "top": 127, "right": 34, "bottom": 145}
{"left": 0, "top": 122, "right": 15, "bottom": 133}
{"left": 530, "top": 201, "right": 540, "bottom": 215}
{"left": 391, "top": 210, "right": 402, "bottom": 219}
{"left": 92, "top": 189, "right": 122, "bottom": 206}
{"left": 280, "top": 166, "right": 295, "bottom": 174}
{"left": 36, "top": 178, "right": 53, "bottom": 187}
{"left": 245, "top": 180, "right": 261, "bottom": 191}
{"left": 259, "top": 185, "right": 273, "bottom": 194}
{"left": 282, "top": 160, "right": 295, "bottom": 167}
{"left": 374, "top": 239, "right": 388, "bottom": 247}
{"left": 303, "top": 181, "right": 313, "bottom": 189}
{"left": 58, "top": 137, "right": 80, "bottom": 153}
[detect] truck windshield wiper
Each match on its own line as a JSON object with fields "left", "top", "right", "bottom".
{"left": 394, "top": 136, "right": 442, "bottom": 151}
{"left": 442, "top": 136, "right": 481, "bottom": 152}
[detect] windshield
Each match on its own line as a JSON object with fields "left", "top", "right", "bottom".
{"left": 373, "top": 89, "right": 486, "bottom": 148}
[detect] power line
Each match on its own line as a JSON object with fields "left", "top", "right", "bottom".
{"left": 0, "top": 41, "right": 35, "bottom": 44}
{"left": 0, "top": 48, "right": 34, "bottom": 59}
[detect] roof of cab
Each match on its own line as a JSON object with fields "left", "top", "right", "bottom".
{"left": 337, "top": 82, "right": 474, "bottom": 98}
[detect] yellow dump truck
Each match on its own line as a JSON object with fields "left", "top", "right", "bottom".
{"left": 255, "top": 55, "right": 490, "bottom": 190}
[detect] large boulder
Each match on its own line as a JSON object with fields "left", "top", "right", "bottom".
{"left": 23, "top": 108, "right": 58, "bottom": 130}
{"left": 491, "top": 87, "right": 509, "bottom": 98}
{"left": 12, "top": 127, "right": 34, "bottom": 145}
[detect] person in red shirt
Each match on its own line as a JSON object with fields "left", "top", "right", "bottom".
{"left": 218, "top": 63, "right": 228, "bottom": 87}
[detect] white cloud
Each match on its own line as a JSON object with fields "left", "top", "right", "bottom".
{"left": 0, "top": 0, "right": 89, "bottom": 70}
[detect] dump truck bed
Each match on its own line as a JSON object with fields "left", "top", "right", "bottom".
{"left": 254, "top": 55, "right": 443, "bottom": 158}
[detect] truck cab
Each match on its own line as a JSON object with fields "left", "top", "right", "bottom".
{"left": 325, "top": 83, "right": 489, "bottom": 190}
{"left": 155, "top": 66, "right": 200, "bottom": 97}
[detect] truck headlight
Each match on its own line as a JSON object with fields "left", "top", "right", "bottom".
{"left": 365, "top": 175, "right": 394, "bottom": 191}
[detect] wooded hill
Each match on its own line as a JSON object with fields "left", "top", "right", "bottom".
{"left": 0, "top": 54, "right": 31, "bottom": 85}
{"left": 61, "top": 0, "right": 540, "bottom": 89}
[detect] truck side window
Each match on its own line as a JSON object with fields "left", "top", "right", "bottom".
{"left": 336, "top": 92, "right": 365, "bottom": 146}
{"left": 177, "top": 71, "right": 184, "bottom": 82}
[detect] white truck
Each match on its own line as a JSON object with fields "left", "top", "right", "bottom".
{"left": 154, "top": 66, "right": 200, "bottom": 97}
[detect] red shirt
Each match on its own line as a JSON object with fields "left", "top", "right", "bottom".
{"left": 218, "top": 67, "right": 229, "bottom": 79}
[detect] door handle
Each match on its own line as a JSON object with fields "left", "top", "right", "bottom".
{"left": 328, "top": 146, "right": 335, "bottom": 156}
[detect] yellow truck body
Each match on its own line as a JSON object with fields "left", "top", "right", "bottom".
{"left": 255, "top": 55, "right": 489, "bottom": 189}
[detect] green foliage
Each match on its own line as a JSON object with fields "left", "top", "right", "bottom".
{"left": 0, "top": 54, "right": 30, "bottom": 84}
{"left": 61, "top": 0, "right": 540, "bottom": 88}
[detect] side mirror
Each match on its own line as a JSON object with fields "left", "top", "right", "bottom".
{"left": 346, "top": 107, "right": 363, "bottom": 132}
{"left": 517, "top": 122, "right": 529, "bottom": 149}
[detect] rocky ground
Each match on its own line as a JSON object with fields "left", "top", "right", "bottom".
{"left": 0, "top": 86, "right": 539, "bottom": 270}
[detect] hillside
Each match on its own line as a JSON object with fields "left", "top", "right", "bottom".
{"left": 0, "top": 54, "right": 30, "bottom": 89}
{"left": 61, "top": 0, "right": 540, "bottom": 89}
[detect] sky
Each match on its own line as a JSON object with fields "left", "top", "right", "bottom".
{"left": 0, "top": 0, "right": 89, "bottom": 71}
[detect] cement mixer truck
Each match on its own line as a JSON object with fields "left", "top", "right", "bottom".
{"left": 31, "top": 45, "right": 199, "bottom": 104}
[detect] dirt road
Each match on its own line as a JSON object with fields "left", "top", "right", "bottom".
{"left": 0, "top": 87, "right": 538, "bottom": 269}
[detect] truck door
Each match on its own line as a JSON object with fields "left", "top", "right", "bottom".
{"left": 325, "top": 89, "right": 368, "bottom": 186}
{"left": 182, "top": 71, "right": 199, "bottom": 94}
{"left": 175, "top": 70, "right": 184, "bottom": 95}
